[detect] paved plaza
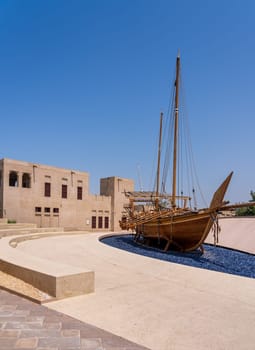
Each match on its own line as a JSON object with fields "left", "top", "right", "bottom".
{"left": 0, "top": 288, "right": 149, "bottom": 350}
{"left": 16, "top": 219, "right": 255, "bottom": 350}
{"left": 1, "top": 218, "right": 255, "bottom": 350}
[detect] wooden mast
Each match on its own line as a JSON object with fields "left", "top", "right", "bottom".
{"left": 172, "top": 54, "right": 180, "bottom": 208}
{"left": 155, "top": 112, "right": 163, "bottom": 210}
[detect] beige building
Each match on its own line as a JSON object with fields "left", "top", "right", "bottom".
{"left": 100, "top": 176, "right": 132, "bottom": 231}
{"left": 0, "top": 158, "right": 134, "bottom": 231}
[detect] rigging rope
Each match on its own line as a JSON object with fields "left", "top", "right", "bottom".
{"left": 212, "top": 215, "right": 221, "bottom": 245}
{"left": 152, "top": 57, "right": 208, "bottom": 210}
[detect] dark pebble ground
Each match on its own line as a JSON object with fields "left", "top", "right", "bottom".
{"left": 101, "top": 234, "right": 255, "bottom": 279}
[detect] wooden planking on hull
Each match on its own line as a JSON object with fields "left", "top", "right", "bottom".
{"left": 140, "top": 212, "right": 215, "bottom": 252}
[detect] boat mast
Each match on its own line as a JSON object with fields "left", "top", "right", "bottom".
{"left": 155, "top": 112, "right": 163, "bottom": 210}
{"left": 172, "top": 54, "right": 180, "bottom": 208}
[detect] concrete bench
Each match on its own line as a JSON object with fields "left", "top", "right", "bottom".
{"left": 0, "top": 233, "right": 94, "bottom": 299}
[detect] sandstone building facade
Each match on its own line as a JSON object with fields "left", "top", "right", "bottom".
{"left": 0, "top": 158, "right": 134, "bottom": 231}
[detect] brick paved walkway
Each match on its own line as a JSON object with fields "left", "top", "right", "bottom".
{"left": 0, "top": 289, "right": 150, "bottom": 350}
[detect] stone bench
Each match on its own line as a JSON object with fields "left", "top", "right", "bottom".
{"left": 0, "top": 233, "right": 94, "bottom": 299}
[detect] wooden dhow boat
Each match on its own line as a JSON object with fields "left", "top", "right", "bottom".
{"left": 120, "top": 54, "right": 255, "bottom": 253}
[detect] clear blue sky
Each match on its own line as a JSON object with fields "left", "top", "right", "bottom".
{"left": 1, "top": 0, "right": 255, "bottom": 205}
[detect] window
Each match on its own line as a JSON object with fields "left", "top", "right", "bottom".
{"left": 44, "top": 207, "right": 50, "bottom": 213}
{"left": 22, "top": 173, "right": 31, "bottom": 188}
{"left": 9, "top": 171, "right": 18, "bottom": 187}
{"left": 35, "top": 207, "right": 41, "bottom": 213}
{"left": 62, "top": 184, "right": 67, "bottom": 198}
{"left": 44, "top": 182, "right": 51, "bottom": 197}
{"left": 98, "top": 216, "right": 103, "bottom": 229}
{"left": 91, "top": 216, "right": 97, "bottom": 229}
{"left": 53, "top": 208, "right": 59, "bottom": 214}
{"left": 104, "top": 216, "right": 109, "bottom": 229}
{"left": 77, "top": 186, "right": 82, "bottom": 200}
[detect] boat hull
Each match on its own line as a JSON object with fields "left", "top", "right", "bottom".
{"left": 136, "top": 210, "right": 215, "bottom": 252}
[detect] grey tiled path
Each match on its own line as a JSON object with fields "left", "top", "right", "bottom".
{"left": 0, "top": 289, "right": 150, "bottom": 350}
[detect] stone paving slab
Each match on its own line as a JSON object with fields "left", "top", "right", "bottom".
{"left": 0, "top": 289, "right": 150, "bottom": 350}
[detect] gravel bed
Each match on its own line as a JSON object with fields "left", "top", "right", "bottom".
{"left": 101, "top": 234, "right": 255, "bottom": 279}
{"left": 0, "top": 270, "right": 52, "bottom": 302}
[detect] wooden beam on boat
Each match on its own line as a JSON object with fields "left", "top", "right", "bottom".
{"left": 220, "top": 201, "right": 255, "bottom": 211}
{"left": 124, "top": 191, "right": 190, "bottom": 203}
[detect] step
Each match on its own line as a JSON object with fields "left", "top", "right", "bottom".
{"left": 0, "top": 227, "right": 64, "bottom": 238}
{"left": 0, "top": 223, "right": 37, "bottom": 230}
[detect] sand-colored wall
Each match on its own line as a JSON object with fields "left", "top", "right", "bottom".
{"left": 0, "top": 159, "right": 3, "bottom": 218}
